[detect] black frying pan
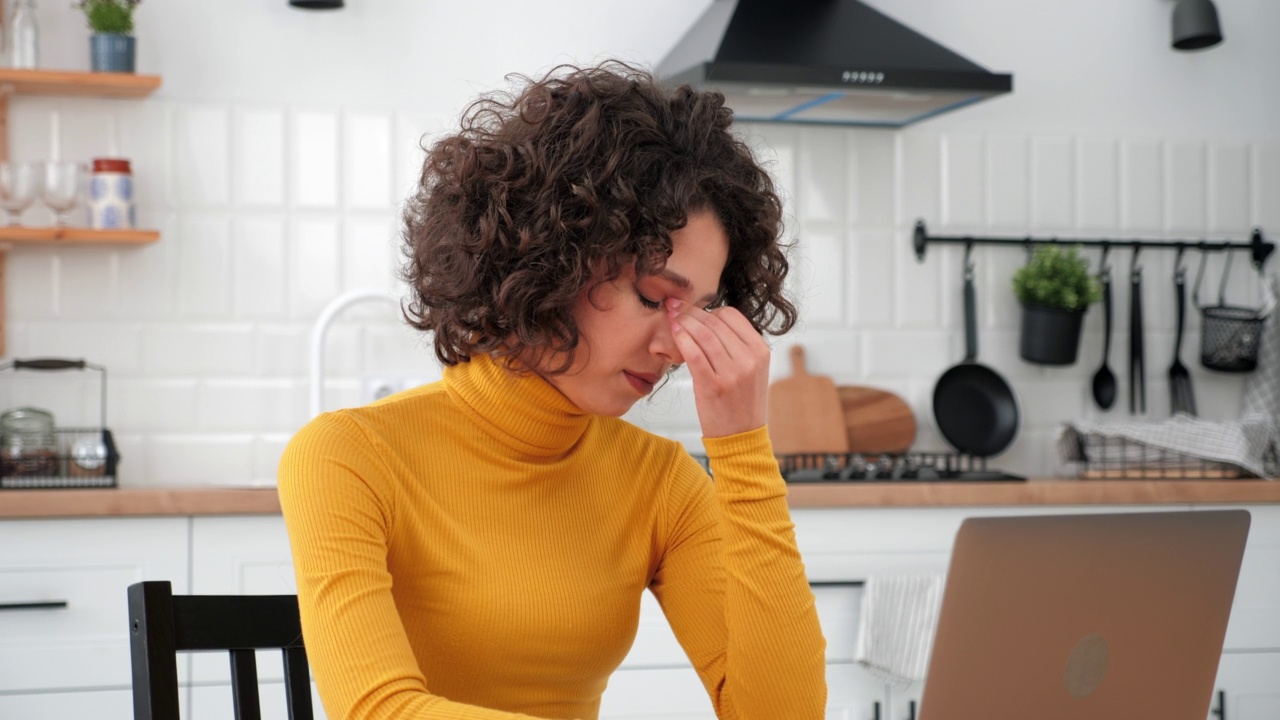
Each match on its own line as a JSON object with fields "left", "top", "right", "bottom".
{"left": 933, "top": 254, "right": 1020, "bottom": 457}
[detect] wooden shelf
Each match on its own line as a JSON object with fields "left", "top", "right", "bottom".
{"left": 0, "top": 226, "right": 160, "bottom": 246}
{"left": 0, "top": 68, "right": 164, "bottom": 357}
{"left": 0, "top": 68, "right": 161, "bottom": 98}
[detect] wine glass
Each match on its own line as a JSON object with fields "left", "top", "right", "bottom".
{"left": 0, "top": 162, "right": 38, "bottom": 226}
{"left": 42, "top": 161, "right": 85, "bottom": 227}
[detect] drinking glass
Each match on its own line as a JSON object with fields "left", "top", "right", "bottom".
{"left": 0, "top": 162, "right": 38, "bottom": 226}
{"left": 41, "top": 161, "right": 84, "bottom": 227}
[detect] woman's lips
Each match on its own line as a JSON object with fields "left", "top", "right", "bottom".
{"left": 624, "top": 370, "right": 658, "bottom": 394}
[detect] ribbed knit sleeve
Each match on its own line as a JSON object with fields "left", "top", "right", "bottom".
{"left": 278, "top": 412, "right": 556, "bottom": 720}
{"left": 649, "top": 427, "right": 827, "bottom": 719}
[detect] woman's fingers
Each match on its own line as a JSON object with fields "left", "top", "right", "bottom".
{"left": 667, "top": 298, "right": 771, "bottom": 437}
{"left": 668, "top": 301, "right": 734, "bottom": 372}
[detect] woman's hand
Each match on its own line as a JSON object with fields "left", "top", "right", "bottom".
{"left": 667, "top": 298, "right": 771, "bottom": 438}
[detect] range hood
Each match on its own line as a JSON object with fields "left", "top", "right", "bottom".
{"left": 657, "top": 0, "right": 1013, "bottom": 127}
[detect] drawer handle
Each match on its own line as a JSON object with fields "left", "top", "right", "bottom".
{"left": 0, "top": 600, "right": 69, "bottom": 611}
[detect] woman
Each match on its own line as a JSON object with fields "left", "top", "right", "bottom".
{"left": 278, "top": 60, "right": 827, "bottom": 720}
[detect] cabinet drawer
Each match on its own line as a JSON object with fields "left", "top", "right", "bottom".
{"left": 0, "top": 518, "right": 189, "bottom": 692}
{"left": 619, "top": 584, "right": 860, "bottom": 670}
{"left": 0, "top": 688, "right": 135, "bottom": 720}
{"left": 1196, "top": 506, "right": 1280, "bottom": 650}
{"left": 190, "top": 516, "right": 299, "bottom": 683}
{"left": 599, "top": 666, "right": 715, "bottom": 719}
{"left": 600, "top": 663, "right": 884, "bottom": 719}
{"left": 1213, "top": 652, "right": 1280, "bottom": 719}
{"left": 190, "top": 681, "right": 327, "bottom": 720}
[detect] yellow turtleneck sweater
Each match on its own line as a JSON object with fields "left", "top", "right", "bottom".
{"left": 278, "top": 353, "right": 827, "bottom": 720}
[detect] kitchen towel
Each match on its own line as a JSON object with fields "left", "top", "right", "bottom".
{"left": 1241, "top": 273, "right": 1280, "bottom": 476}
{"left": 1057, "top": 415, "right": 1275, "bottom": 478}
{"left": 854, "top": 573, "right": 947, "bottom": 689}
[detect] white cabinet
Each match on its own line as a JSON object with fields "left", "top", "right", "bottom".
{"left": 0, "top": 688, "right": 135, "bottom": 720}
{"left": 0, "top": 517, "right": 188, "bottom": 720}
{"left": 1195, "top": 506, "right": 1280, "bottom": 651}
{"left": 1, "top": 501, "right": 1275, "bottom": 720}
{"left": 1208, "top": 652, "right": 1280, "bottom": 719}
{"left": 187, "top": 515, "right": 327, "bottom": 720}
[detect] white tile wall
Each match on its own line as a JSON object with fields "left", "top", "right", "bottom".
{"left": 6, "top": 97, "right": 1271, "bottom": 485}
{"left": 291, "top": 111, "right": 340, "bottom": 209}
{"left": 175, "top": 106, "right": 230, "bottom": 208}
{"left": 987, "top": 134, "right": 1030, "bottom": 229}
{"left": 1076, "top": 138, "right": 1119, "bottom": 230}
{"left": 345, "top": 113, "right": 394, "bottom": 211}
{"left": 234, "top": 108, "right": 286, "bottom": 208}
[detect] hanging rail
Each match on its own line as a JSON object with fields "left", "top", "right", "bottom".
{"left": 912, "top": 219, "right": 1274, "bottom": 268}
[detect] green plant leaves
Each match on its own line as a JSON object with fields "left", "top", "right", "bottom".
{"left": 1011, "top": 245, "right": 1101, "bottom": 311}
{"left": 79, "top": 0, "right": 138, "bottom": 35}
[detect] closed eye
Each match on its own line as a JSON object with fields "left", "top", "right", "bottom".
{"left": 635, "top": 287, "right": 662, "bottom": 310}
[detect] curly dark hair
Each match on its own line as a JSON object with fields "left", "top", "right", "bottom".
{"left": 401, "top": 60, "right": 797, "bottom": 371}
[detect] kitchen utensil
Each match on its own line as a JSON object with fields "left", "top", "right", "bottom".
{"left": 766, "top": 345, "right": 850, "bottom": 455}
{"left": 932, "top": 244, "right": 1019, "bottom": 457}
{"left": 836, "top": 385, "right": 916, "bottom": 454}
{"left": 1169, "top": 249, "right": 1197, "bottom": 415}
{"left": 1090, "top": 248, "right": 1117, "bottom": 410}
{"left": 1193, "top": 249, "right": 1272, "bottom": 373}
{"left": 1128, "top": 248, "right": 1145, "bottom": 414}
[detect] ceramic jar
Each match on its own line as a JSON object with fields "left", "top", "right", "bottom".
{"left": 89, "top": 157, "right": 134, "bottom": 230}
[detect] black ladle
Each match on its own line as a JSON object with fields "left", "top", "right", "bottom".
{"left": 1091, "top": 247, "right": 1117, "bottom": 410}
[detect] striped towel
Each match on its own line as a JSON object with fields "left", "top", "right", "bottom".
{"left": 854, "top": 574, "right": 947, "bottom": 689}
{"left": 1057, "top": 415, "right": 1276, "bottom": 478}
{"left": 1242, "top": 274, "right": 1280, "bottom": 468}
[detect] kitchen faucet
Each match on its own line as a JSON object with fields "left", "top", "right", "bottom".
{"left": 308, "top": 288, "right": 400, "bottom": 419}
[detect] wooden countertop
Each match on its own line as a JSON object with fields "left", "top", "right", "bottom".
{"left": 2, "top": 479, "right": 1279, "bottom": 518}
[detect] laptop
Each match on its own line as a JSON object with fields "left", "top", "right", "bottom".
{"left": 919, "top": 510, "right": 1250, "bottom": 720}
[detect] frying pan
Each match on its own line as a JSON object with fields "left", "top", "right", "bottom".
{"left": 933, "top": 248, "right": 1020, "bottom": 457}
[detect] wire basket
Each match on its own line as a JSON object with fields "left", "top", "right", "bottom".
{"left": 1, "top": 428, "right": 120, "bottom": 489}
{"left": 0, "top": 359, "right": 120, "bottom": 490}
{"left": 1070, "top": 433, "right": 1252, "bottom": 480}
{"left": 1200, "top": 305, "right": 1265, "bottom": 372}
{"left": 1193, "top": 249, "right": 1273, "bottom": 373}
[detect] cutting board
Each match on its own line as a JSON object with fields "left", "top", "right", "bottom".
{"left": 837, "top": 385, "right": 917, "bottom": 454}
{"left": 766, "top": 345, "right": 850, "bottom": 454}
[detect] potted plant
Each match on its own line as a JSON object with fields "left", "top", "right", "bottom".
{"left": 1012, "top": 244, "right": 1100, "bottom": 365}
{"left": 77, "top": 0, "right": 141, "bottom": 73}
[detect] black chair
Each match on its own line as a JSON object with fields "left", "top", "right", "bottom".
{"left": 127, "top": 580, "right": 314, "bottom": 720}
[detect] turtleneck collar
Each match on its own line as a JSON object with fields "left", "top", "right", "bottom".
{"left": 443, "top": 354, "right": 592, "bottom": 458}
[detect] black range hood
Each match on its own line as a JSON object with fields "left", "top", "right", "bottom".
{"left": 657, "top": 0, "right": 1013, "bottom": 127}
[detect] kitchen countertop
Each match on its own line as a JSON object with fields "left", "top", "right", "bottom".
{"left": 2, "top": 479, "right": 1279, "bottom": 518}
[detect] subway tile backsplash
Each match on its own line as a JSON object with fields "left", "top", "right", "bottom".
{"left": 5, "top": 100, "right": 1278, "bottom": 485}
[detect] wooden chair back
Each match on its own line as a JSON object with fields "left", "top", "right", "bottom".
{"left": 127, "top": 580, "right": 314, "bottom": 720}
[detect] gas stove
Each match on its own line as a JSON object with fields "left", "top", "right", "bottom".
{"left": 776, "top": 451, "right": 1024, "bottom": 482}
{"left": 692, "top": 451, "right": 1023, "bottom": 482}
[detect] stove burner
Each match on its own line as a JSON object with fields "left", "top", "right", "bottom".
{"left": 774, "top": 452, "right": 1024, "bottom": 483}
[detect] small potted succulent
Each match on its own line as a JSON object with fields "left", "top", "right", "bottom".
{"left": 77, "top": 0, "right": 141, "bottom": 73}
{"left": 1012, "top": 244, "right": 1101, "bottom": 365}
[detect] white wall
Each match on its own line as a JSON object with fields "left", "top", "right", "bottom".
{"left": 4, "top": 0, "right": 1278, "bottom": 484}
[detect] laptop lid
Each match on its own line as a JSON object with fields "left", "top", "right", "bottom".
{"left": 919, "top": 510, "right": 1250, "bottom": 720}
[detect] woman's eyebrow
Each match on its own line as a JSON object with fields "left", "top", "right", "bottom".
{"left": 658, "top": 268, "right": 719, "bottom": 304}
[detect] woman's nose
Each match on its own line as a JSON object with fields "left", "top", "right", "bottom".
{"left": 650, "top": 313, "right": 684, "bottom": 365}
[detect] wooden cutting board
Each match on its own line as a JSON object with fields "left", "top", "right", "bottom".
{"left": 766, "top": 345, "right": 850, "bottom": 454}
{"left": 837, "top": 385, "right": 917, "bottom": 454}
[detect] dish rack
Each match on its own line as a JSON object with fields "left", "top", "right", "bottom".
{"left": 1068, "top": 433, "right": 1260, "bottom": 480}
{"left": 0, "top": 359, "right": 120, "bottom": 490}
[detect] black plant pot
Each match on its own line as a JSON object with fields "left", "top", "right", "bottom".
{"left": 1020, "top": 303, "right": 1086, "bottom": 366}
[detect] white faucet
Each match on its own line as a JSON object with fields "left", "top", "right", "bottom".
{"left": 308, "top": 288, "right": 402, "bottom": 419}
